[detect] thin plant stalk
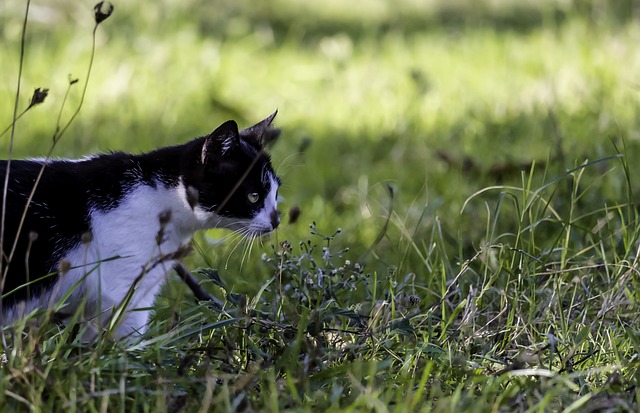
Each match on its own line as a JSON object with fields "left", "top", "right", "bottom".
{"left": 0, "top": 0, "right": 31, "bottom": 313}
{"left": 2, "top": 22, "right": 102, "bottom": 290}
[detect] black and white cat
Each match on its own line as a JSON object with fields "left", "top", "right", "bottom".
{"left": 0, "top": 112, "right": 281, "bottom": 339}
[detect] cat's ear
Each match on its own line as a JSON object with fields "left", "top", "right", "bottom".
{"left": 240, "top": 110, "right": 280, "bottom": 148}
{"left": 201, "top": 120, "right": 240, "bottom": 163}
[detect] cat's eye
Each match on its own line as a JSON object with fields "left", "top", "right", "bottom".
{"left": 247, "top": 192, "right": 260, "bottom": 204}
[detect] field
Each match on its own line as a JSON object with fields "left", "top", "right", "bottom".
{"left": 2, "top": 0, "right": 640, "bottom": 411}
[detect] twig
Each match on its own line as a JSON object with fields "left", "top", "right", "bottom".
{"left": 173, "top": 263, "right": 224, "bottom": 311}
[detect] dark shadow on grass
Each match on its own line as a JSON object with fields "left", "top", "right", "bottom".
{"left": 191, "top": 0, "right": 640, "bottom": 43}
{"left": 9, "top": 1, "right": 638, "bottom": 51}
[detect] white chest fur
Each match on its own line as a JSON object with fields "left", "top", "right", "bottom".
{"left": 67, "top": 182, "right": 197, "bottom": 338}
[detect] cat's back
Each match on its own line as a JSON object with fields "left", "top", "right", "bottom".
{"left": 0, "top": 158, "right": 88, "bottom": 212}
{"left": 0, "top": 154, "right": 143, "bottom": 241}
{"left": 0, "top": 158, "right": 57, "bottom": 184}
{"left": 0, "top": 153, "right": 137, "bottom": 203}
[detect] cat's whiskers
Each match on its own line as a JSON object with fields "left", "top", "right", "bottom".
{"left": 249, "top": 234, "right": 260, "bottom": 263}
{"left": 216, "top": 230, "right": 243, "bottom": 248}
{"left": 223, "top": 227, "right": 253, "bottom": 269}
{"left": 243, "top": 230, "right": 263, "bottom": 270}
{"left": 240, "top": 236, "right": 251, "bottom": 269}
{"left": 230, "top": 226, "right": 271, "bottom": 270}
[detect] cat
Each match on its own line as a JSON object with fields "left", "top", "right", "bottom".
{"left": 0, "top": 111, "right": 281, "bottom": 340}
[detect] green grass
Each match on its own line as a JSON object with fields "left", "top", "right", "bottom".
{"left": 2, "top": 0, "right": 640, "bottom": 411}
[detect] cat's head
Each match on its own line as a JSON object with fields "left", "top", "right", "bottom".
{"left": 184, "top": 112, "right": 281, "bottom": 236}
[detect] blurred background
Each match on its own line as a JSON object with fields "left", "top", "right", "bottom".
{"left": 1, "top": 0, "right": 640, "bottom": 290}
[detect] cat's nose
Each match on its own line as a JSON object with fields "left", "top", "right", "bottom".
{"left": 270, "top": 210, "right": 280, "bottom": 229}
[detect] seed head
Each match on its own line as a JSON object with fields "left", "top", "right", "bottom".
{"left": 81, "top": 231, "right": 93, "bottom": 244}
{"left": 28, "top": 88, "right": 49, "bottom": 109}
{"left": 93, "top": 1, "right": 114, "bottom": 25}
{"left": 59, "top": 259, "right": 71, "bottom": 275}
